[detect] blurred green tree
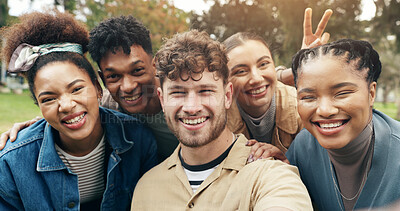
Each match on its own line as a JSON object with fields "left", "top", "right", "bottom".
{"left": 0, "top": 0, "right": 8, "bottom": 27}
{"left": 79, "top": 0, "right": 189, "bottom": 52}
{"left": 191, "top": 0, "right": 363, "bottom": 66}
{"left": 368, "top": 0, "right": 400, "bottom": 117}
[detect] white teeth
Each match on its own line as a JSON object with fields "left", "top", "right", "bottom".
{"left": 182, "top": 117, "right": 207, "bottom": 125}
{"left": 320, "top": 122, "right": 343, "bottom": 129}
{"left": 65, "top": 113, "right": 85, "bottom": 124}
{"left": 124, "top": 95, "right": 140, "bottom": 101}
{"left": 250, "top": 86, "right": 266, "bottom": 95}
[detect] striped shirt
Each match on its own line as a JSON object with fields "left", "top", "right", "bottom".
{"left": 179, "top": 137, "right": 237, "bottom": 193}
{"left": 55, "top": 134, "right": 106, "bottom": 203}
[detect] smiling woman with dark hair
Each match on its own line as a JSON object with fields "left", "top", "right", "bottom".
{"left": 0, "top": 11, "right": 157, "bottom": 210}
{"left": 286, "top": 39, "right": 400, "bottom": 211}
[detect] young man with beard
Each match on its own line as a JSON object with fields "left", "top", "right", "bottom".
{"left": 130, "top": 30, "right": 312, "bottom": 210}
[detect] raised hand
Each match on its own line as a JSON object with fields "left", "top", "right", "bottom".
{"left": 302, "top": 8, "right": 333, "bottom": 49}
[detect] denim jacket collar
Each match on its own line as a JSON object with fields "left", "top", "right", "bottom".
{"left": 37, "top": 107, "right": 134, "bottom": 172}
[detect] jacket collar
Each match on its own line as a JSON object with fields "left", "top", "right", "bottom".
{"left": 37, "top": 107, "right": 134, "bottom": 171}
{"left": 166, "top": 134, "right": 250, "bottom": 171}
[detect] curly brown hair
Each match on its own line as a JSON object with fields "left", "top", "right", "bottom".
{"left": 0, "top": 11, "right": 89, "bottom": 66}
{"left": 155, "top": 30, "right": 229, "bottom": 87}
{"left": 0, "top": 11, "right": 96, "bottom": 105}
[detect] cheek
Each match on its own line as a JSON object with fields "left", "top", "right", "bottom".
{"left": 105, "top": 83, "right": 119, "bottom": 94}
{"left": 297, "top": 102, "right": 315, "bottom": 121}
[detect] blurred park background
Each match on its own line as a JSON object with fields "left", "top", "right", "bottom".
{"left": 0, "top": 0, "right": 399, "bottom": 133}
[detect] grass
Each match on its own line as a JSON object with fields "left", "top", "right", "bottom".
{"left": 0, "top": 91, "right": 398, "bottom": 134}
{"left": 374, "top": 101, "right": 400, "bottom": 121}
{"left": 0, "top": 91, "right": 42, "bottom": 133}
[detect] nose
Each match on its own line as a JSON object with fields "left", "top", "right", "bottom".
{"left": 316, "top": 97, "right": 339, "bottom": 117}
{"left": 248, "top": 67, "right": 264, "bottom": 85}
{"left": 58, "top": 95, "right": 77, "bottom": 113}
{"left": 182, "top": 92, "right": 202, "bottom": 115}
{"left": 120, "top": 76, "right": 138, "bottom": 94}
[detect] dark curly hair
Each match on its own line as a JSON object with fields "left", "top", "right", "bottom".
{"left": 155, "top": 30, "right": 229, "bottom": 87}
{"left": 291, "top": 39, "right": 381, "bottom": 88}
{"left": 0, "top": 11, "right": 96, "bottom": 105}
{"left": 88, "top": 15, "right": 153, "bottom": 67}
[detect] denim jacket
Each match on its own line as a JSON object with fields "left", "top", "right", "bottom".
{"left": 0, "top": 107, "right": 158, "bottom": 210}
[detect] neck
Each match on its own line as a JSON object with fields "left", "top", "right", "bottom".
{"left": 57, "top": 117, "right": 104, "bottom": 157}
{"left": 327, "top": 120, "right": 373, "bottom": 165}
{"left": 143, "top": 79, "right": 162, "bottom": 115}
{"left": 180, "top": 127, "right": 234, "bottom": 165}
{"left": 239, "top": 99, "right": 271, "bottom": 118}
{"left": 144, "top": 95, "right": 162, "bottom": 115}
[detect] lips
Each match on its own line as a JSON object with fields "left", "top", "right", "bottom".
{"left": 122, "top": 93, "right": 142, "bottom": 102}
{"left": 312, "top": 119, "right": 349, "bottom": 136}
{"left": 178, "top": 116, "right": 209, "bottom": 130}
{"left": 61, "top": 112, "right": 87, "bottom": 129}
{"left": 181, "top": 117, "right": 207, "bottom": 125}
{"left": 245, "top": 85, "right": 268, "bottom": 97}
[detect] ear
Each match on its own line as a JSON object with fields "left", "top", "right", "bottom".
{"left": 224, "top": 82, "right": 233, "bottom": 110}
{"left": 369, "top": 82, "right": 377, "bottom": 106}
{"left": 157, "top": 87, "right": 165, "bottom": 112}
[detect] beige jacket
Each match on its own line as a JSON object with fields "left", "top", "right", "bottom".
{"left": 131, "top": 134, "right": 312, "bottom": 210}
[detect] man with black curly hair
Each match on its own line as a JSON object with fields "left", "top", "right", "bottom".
{"left": 88, "top": 16, "right": 179, "bottom": 161}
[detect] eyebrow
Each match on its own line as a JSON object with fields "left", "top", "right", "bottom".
{"left": 230, "top": 55, "right": 272, "bottom": 71}
{"left": 298, "top": 82, "right": 359, "bottom": 95}
{"left": 167, "top": 84, "right": 218, "bottom": 91}
{"left": 331, "top": 82, "right": 358, "bottom": 89}
{"left": 257, "top": 55, "right": 272, "bottom": 63}
{"left": 230, "top": 64, "right": 247, "bottom": 71}
{"left": 38, "top": 79, "right": 85, "bottom": 98}
{"left": 104, "top": 60, "right": 144, "bottom": 72}
{"left": 297, "top": 88, "right": 315, "bottom": 95}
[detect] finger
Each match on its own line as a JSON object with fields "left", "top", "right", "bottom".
{"left": 315, "top": 9, "right": 333, "bottom": 37}
{"left": 253, "top": 147, "right": 269, "bottom": 160}
{"left": 282, "top": 158, "right": 290, "bottom": 164}
{"left": 245, "top": 139, "right": 258, "bottom": 146}
{"left": 249, "top": 142, "right": 262, "bottom": 156}
{"left": 0, "top": 131, "right": 11, "bottom": 150}
{"left": 308, "top": 38, "right": 321, "bottom": 48}
{"left": 273, "top": 152, "right": 289, "bottom": 163}
{"left": 321, "top": 32, "right": 330, "bottom": 44}
{"left": 303, "top": 8, "right": 313, "bottom": 37}
{"left": 9, "top": 123, "right": 25, "bottom": 142}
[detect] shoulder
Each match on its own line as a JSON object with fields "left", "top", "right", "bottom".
{"left": 373, "top": 109, "right": 400, "bottom": 138}
{"left": 234, "top": 159, "right": 312, "bottom": 210}
{"left": 275, "top": 81, "right": 297, "bottom": 101}
{"left": 285, "top": 128, "right": 322, "bottom": 162}
{"left": 274, "top": 82, "right": 302, "bottom": 133}
{"left": 133, "top": 156, "right": 173, "bottom": 194}
{"left": 242, "top": 158, "right": 299, "bottom": 176}
{"left": 0, "top": 119, "right": 46, "bottom": 158}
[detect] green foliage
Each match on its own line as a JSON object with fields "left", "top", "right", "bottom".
{"left": 374, "top": 102, "right": 400, "bottom": 121}
{"left": 80, "top": 0, "right": 190, "bottom": 52}
{"left": 191, "top": 0, "right": 363, "bottom": 66}
{"left": 372, "top": 0, "right": 400, "bottom": 52}
{"left": 0, "top": 0, "right": 9, "bottom": 27}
